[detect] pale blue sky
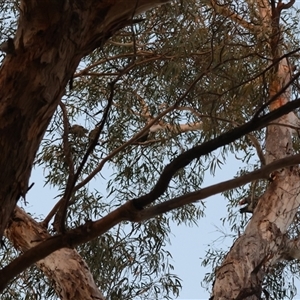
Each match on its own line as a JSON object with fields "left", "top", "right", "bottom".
{"left": 19, "top": 2, "right": 300, "bottom": 298}
{"left": 25, "top": 152, "right": 237, "bottom": 299}
{"left": 167, "top": 155, "right": 237, "bottom": 299}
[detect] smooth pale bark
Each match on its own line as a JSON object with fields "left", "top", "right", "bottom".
{"left": 5, "top": 207, "right": 105, "bottom": 300}
{"left": 211, "top": 116, "right": 300, "bottom": 299}
{"left": 211, "top": 22, "right": 300, "bottom": 300}
{"left": 149, "top": 121, "right": 203, "bottom": 133}
{"left": 0, "top": 0, "right": 169, "bottom": 237}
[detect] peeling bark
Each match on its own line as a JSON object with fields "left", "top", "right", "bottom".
{"left": 212, "top": 164, "right": 300, "bottom": 299}
{"left": 211, "top": 82, "right": 300, "bottom": 298}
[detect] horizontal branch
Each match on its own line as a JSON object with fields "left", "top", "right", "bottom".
{"left": 135, "top": 153, "right": 300, "bottom": 221}
{"left": 100, "top": 0, "right": 171, "bottom": 33}
{"left": 2, "top": 83, "right": 300, "bottom": 291}
{"left": 0, "top": 204, "right": 129, "bottom": 292}
{"left": 132, "top": 93, "right": 300, "bottom": 210}
{"left": 149, "top": 121, "right": 203, "bottom": 134}
{"left": 2, "top": 151, "right": 300, "bottom": 291}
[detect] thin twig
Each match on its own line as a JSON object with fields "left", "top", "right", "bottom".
{"left": 74, "top": 63, "right": 219, "bottom": 190}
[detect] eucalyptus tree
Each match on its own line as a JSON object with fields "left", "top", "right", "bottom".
{"left": 1, "top": 0, "right": 300, "bottom": 299}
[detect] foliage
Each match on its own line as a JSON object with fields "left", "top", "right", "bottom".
{"left": 1, "top": 0, "right": 300, "bottom": 299}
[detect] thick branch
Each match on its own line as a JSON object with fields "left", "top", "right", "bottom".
{"left": 135, "top": 153, "right": 300, "bottom": 221}
{"left": 3, "top": 150, "right": 300, "bottom": 293}
{"left": 0, "top": 203, "right": 129, "bottom": 292}
{"left": 3, "top": 98, "right": 300, "bottom": 290}
{"left": 0, "top": 0, "right": 172, "bottom": 239}
{"left": 5, "top": 207, "right": 105, "bottom": 300}
{"left": 132, "top": 95, "right": 300, "bottom": 210}
{"left": 212, "top": 19, "right": 299, "bottom": 297}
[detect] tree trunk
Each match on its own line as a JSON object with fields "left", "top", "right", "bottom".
{"left": 211, "top": 18, "right": 300, "bottom": 300}
{"left": 0, "top": 0, "right": 170, "bottom": 296}
{"left": 0, "top": 0, "right": 170, "bottom": 238}
{"left": 211, "top": 136, "right": 300, "bottom": 299}
{"left": 5, "top": 207, "right": 105, "bottom": 300}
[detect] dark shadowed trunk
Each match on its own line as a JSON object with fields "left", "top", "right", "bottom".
{"left": 0, "top": 0, "right": 169, "bottom": 238}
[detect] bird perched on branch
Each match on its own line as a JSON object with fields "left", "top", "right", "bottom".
{"left": 239, "top": 196, "right": 260, "bottom": 214}
{"left": 69, "top": 125, "right": 88, "bottom": 138}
